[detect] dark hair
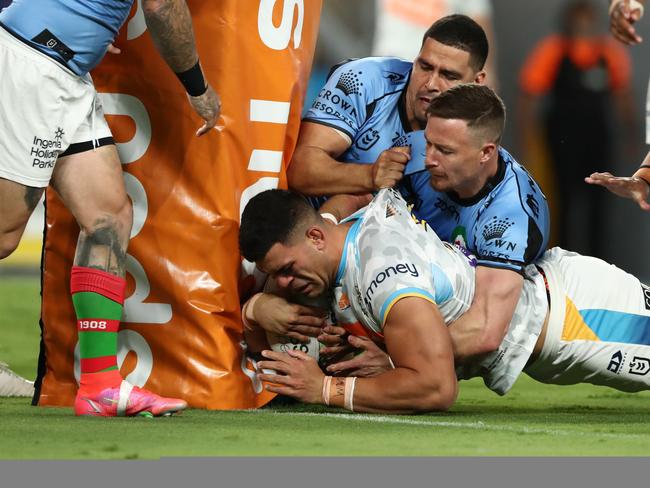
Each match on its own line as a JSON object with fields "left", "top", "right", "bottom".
{"left": 239, "top": 189, "right": 319, "bottom": 263}
{"left": 426, "top": 83, "right": 505, "bottom": 143}
{"left": 422, "top": 14, "right": 488, "bottom": 72}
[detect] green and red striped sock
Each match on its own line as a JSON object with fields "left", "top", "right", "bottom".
{"left": 71, "top": 266, "right": 126, "bottom": 392}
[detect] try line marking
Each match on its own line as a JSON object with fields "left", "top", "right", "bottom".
{"left": 263, "top": 411, "right": 644, "bottom": 440}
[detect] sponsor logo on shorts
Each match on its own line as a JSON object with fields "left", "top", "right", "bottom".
{"left": 628, "top": 356, "right": 650, "bottom": 376}
{"left": 30, "top": 127, "right": 64, "bottom": 169}
{"left": 641, "top": 284, "right": 650, "bottom": 311}
{"left": 607, "top": 350, "right": 624, "bottom": 374}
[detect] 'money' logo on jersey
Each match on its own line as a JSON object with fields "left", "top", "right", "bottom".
{"left": 365, "top": 263, "right": 419, "bottom": 304}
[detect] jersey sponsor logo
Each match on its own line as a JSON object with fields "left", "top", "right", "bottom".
{"left": 607, "top": 350, "right": 624, "bottom": 374}
{"left": 382, "top": 70, "right": 407, "bottom": 84}
{"left": 482, "top": 216, "right": 516, "bottom": 252}
{"left": 335, "top": 69, "right": 363, "bottom": 96}
{"left": 364, "top": 262, "right": 419, "bottom": 305}
{"left": 434, "top": 197, "right": 460, "bottom": 223}
{"left": 641, "top": 284, "right": 650, "bottom": 310}
{"left": 629, "top": 356, "right": 650, "bottom": 376}
{"left": 356, "top": 128, "right": 381, "bottom": 150}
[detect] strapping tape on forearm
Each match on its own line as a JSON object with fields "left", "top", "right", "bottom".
{"left": 175, "top": 60, "right": 207, "bottom": 96}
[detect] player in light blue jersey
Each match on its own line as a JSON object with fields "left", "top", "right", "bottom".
{"left": 240, "top": 188, "right": 650, "bottom": 413}
{"left": 0, "top": 0, "right": 220, "bottom": 417}
{"left": 290, "top": 14, "right": 488, "bottom": 199}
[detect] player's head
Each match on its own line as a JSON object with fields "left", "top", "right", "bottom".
{"left": 240, "top": 190, "right": 334, "bottom": 297}
{"left": 406, "top": 15, "right": 488, "bottom": 129}
{"left": 423, "top": 83, "right": 505, "bottom": 197}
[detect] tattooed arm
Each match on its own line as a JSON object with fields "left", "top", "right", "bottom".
{"left": 142, "top": 0, "right": 221, "bottom": 135}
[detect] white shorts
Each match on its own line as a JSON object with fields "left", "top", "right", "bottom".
{"left": 0, "top": 26, "right": 113, "bottom": 188}
{"left": 525, "top": 247, "right": 650, "bottom": 392}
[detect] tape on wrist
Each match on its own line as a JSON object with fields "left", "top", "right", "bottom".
{"left": 344, "top": 377, "right": 357, "bottom": 412}
{"left": 175, "top": 60, "right": 208, "bottom": 97}
{"left": 322, "top": 376, "right": 333, "bottom": 406}
{"left": 241, "top": 293, "right": 263, "bottom": 331}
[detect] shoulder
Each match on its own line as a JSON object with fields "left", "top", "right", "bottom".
{"left": 327, "top": 57, "right": 412, "bottom": 94}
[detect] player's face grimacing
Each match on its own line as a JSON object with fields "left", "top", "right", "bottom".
{"left": 259, "top": 235, "right": 330, "bottom": 298}
{"left": 406, "top": 39, "right": 483, "bottom": 129}
{"left": 424, "top": 116, "right": 491, "bottom": 198}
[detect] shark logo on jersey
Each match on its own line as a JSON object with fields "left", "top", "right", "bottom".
{"left": 434, "top": 198, "right": 460, "bottom": 224}
{"left": 336, "top": 70, "right": 363, "bottom": 96}
{"left": 383, "top": 71, "right": 407, "bottom": 84}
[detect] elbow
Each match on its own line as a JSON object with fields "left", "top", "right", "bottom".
{"left": 287, "top": 157, "right": 314, "bottom": 194}
{"left": 411, "top": 378, "right": 458, "bottom": 413}
{"left": 142, "top": 0, "right": 166, "bottom": 18}
{"left": 476, "top": 329, "right": 504, "bottom": 355}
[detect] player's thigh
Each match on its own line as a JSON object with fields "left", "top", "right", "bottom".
{"left": 51, "top": 144, "right": 131, "bottom": 233}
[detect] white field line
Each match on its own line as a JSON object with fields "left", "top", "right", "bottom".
{"left": 253, "top": 411, "right": 645, "bottom": 440}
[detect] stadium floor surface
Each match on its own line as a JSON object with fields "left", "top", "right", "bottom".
{"left": 2, "top": 276, "right": 650, "bottom": 459}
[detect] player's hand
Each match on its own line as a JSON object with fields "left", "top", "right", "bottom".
{"left": 371, "top": 147, "right": 410, "bottom": 190}
{"left": 318, "top": 324, "right": 349, "bottom": 352}
{"left": 253, "top": 293, "right": 327, "bottom": 342}
{"left": 326, "top": 335, "right": 393, "bottom": 377}
{"left": 188, "top": 83, "right": 221, "bottom": 136}
{"left": 107, "top": 43, "right": 121, "bottom": 55}
{"left": 256, "top": 349, "right": 324, "bottom": 404}
{"left": 585, "top": 172, "right": 650, "bottom": 211}
{"left": 609, "top": 0, "right": 644, "bottom": 45}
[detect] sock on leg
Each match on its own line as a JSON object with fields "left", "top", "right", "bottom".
{"left": 71, "top": 266, "right": 126, "bottom": 392}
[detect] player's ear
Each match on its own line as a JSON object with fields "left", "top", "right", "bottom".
{"left": 474, "top": 70, "right": 486, "bottom": 84}
{"left": 479, "top": 141, "right": 496, "bottom": 164}
{"left": 306, "top": 226, "right": 326, "bottom": 250}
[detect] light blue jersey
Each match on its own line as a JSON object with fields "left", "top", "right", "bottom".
{"left": 398, "top": 131, "right": 550, "bottom": 274}
{"left": 0, "top": 0, "right": 133, "bottom": 75}
{"left": 304, "top": 56, "right": 412, "bottom": 165}
{"left": 305, "top": 58, "right": 550, "bottom": 272}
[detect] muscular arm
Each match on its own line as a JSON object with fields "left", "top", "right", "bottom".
{"left": 448, "top": 266, "right": 524, "bottom": 362}
{"left": 257, "top": 297, "right": 458, "bottom": 414}
{"left": 288, "top": 122, "right": 410, "bottom": 196}
{"left": 142, "top": 0, "right": 198, "bottom": 72}
{"left": 143, "top": 0, "right": 220, "bottom": 135}
{"left": 351, "top": 297, "right": 458, "bottom": 413}
{"left": 288, "top": 122, "right": 373, "bottom": 195}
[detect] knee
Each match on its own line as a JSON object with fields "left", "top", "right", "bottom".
{"left": 77, "top": 196, "right": 133, "bottom": 239}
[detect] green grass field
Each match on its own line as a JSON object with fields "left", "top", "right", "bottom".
{"left": 2, "top": 275, "right": 650, "bottom": 459}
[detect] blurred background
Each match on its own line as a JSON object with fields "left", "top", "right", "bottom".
{"left": 2, "top": 0, "right": 649, "bottom": 281}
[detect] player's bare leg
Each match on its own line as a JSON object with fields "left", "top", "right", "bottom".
{"left": 0, "top": 178, "right": 45, "bottom": 259}
{"left": 51, "top": 144, "right": 186, "bottom": 416}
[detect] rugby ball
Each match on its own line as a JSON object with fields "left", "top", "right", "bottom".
{"left": 265, "top": 331, "right": 321, "bottom": 361}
